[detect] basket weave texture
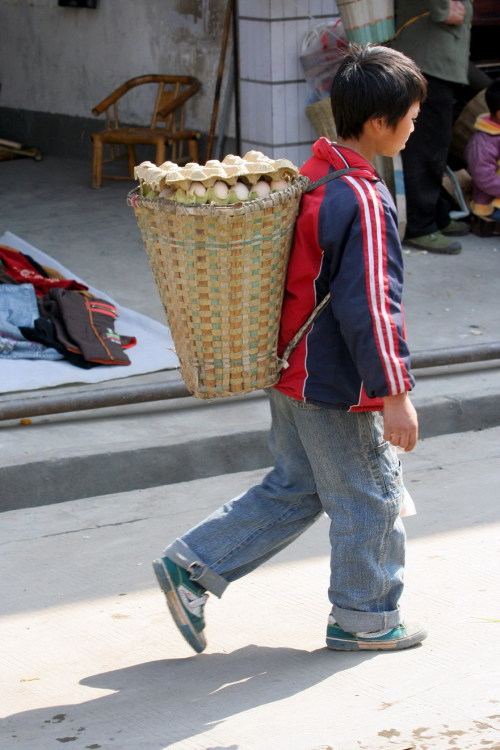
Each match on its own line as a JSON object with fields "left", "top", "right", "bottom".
{"left": 129, "top": 177, "right": 309, "bottom": 398}
{"left": 451, "top": 89, "right": 487, "bottom": 162}
{"left": 336, "top": 0, "right": 395, "bottom": 43}
{"left": 305, "top": 98, "right": 337, "bottom": 141}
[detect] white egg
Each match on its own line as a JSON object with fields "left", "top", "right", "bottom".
{"left": 270, "top": 178, "right": 289, "bottom": 191}
{"left": 213, "top": 180, "right": 229, "bottom": 199}
{"left": 253, "top": 179, "right": 271, "bottom": 198}
{"left": 159, "top": 186, "right": 174, "bottom": 199}
{"left": 190, "top": 181, "right": 207, "bottom": 197}
{"left": 233, "top": 181, "right": 250, "bottom": 200}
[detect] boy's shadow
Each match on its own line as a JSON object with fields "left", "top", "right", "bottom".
{"left": 2, "top": 644, "right": 375, "bottom": 748}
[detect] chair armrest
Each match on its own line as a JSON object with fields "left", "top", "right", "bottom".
{"left": 91, "top": 75, "right": 171, "bottom": 116}
{"left": 156, "top": 81, "right": 201, "bottom": 119}
{"left": 91, "top": 75, "right": 201, "bottom": 118}
{"left": 92, "top": 82, "right": 132, "bottom": 117}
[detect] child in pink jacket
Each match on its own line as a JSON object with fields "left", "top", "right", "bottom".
{"left": 465, "top": 79, "right": 500, "bottom": 222}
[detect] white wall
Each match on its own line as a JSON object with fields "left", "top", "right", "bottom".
{"left": 238, "top": 0, "right": 339, "bottom": 166}
{"left": 0, "top": 0, "right": 227, "bottom": 131}
{"left": 0, "top": 0, "right": 341, "bottom": 164}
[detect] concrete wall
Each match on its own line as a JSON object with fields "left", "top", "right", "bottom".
{"left": 238, "top": 0, "right": 338, "bottom": 167}
{"left": 0, "top": 0, "right": 340, "bottom": 164}
{"left": 0, "top": 0, "right": 232, "bottom": 158}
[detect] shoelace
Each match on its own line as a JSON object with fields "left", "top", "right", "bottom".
{"left": 185, "top": 593, "right": 208, "bottom": 610}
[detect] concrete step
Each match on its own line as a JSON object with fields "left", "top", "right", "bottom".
{"left": 1, "top": 363, "right": 500, "bottom": 511}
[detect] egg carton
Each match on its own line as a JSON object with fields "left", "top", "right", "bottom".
{"left": 134, "top": 150, "right": 299, "bottom": 197}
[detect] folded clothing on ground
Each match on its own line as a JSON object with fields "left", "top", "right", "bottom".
{"left": 22, "top": 288, "right": 136, "bottom": 367}
{"left": 0, "top": 244, "right": 88, "bottom": 295}
{"left": 1, "top": 245, "right": 135, "bottom": 367}
{"left": 0, "top": 283, "right": 64, "bottom": 361}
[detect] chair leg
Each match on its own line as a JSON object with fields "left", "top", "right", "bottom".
{"left": 170, "top": 140, "right": 179, "bottom": 163}
{"left": 126, "top": 145, "right": 136, "bottom": 178}
{"left": 155, "top": 140, "right": 166, "bottom": 167}
{"left": 187, "top": 137, "right": 199, "bottom": 163}
{"left": 91, "top": 136, "right": 103, "bottom": 189}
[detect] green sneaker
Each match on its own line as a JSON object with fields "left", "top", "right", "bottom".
{"left": 153, "top": 557, "right": 208, "bottom": 653}
{"left": 440, "top": 219, "right": 470, "bottom": 237}
{"left": 404, "top": 232, "right": 461, "bottom": 254}
{"left": 326, "top": 618, "right": 427, "bottom": 651}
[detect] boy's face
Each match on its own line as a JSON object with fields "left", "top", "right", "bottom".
{"left": 377, "top": 102, "right": 420, "bottom": 158}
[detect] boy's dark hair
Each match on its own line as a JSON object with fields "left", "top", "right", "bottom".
{"left": 485, "top": 79, "right": 500, "bottom": 116}
{"left": 330, "top": 43, "right": 427, "bottom": 139}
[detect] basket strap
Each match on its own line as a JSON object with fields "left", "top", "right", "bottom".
{"left": 279, "top": 293, "right": 332, "bottom": 370}
{"left": 304, "top": 166, "right": 357, "bottom": 193}
{"left": 278, "top": 167, "right": 357, "bottom": 371}
{"left": 387, "top": 11, "right": 431, "bottom": 42}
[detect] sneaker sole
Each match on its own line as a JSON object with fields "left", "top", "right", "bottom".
{"left": 152, "top": 558, "right": 206, "bottom": 654}
{"left": 441, "top": 229, "right": 469, "bottom": 237}
{"left": 404, "top": 239, "right": 461, "bottom": 255}
{"left": 326, "top": 627, "right": 427, "bottom": 651}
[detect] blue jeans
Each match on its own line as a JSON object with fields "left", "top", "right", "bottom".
{"left": 165, "top": 388, "right": 406, "bottom": 633}
{"left": 0, "top": 283, "right": 63, "bottom": 360}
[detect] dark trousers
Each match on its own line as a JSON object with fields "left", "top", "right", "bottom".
{"left": 402, "top": 75, "right": 461, "bottom": 238}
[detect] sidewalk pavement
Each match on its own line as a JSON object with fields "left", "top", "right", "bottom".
{"left": 1, "top": 426, "right": 499, "bottom": 750}
{"left": 1, "top": 155, "right": 500, "bottom": 508}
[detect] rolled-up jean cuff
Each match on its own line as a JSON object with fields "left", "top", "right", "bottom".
{"left": 331, "top": 604, "right": 401, "bottom": 634}
{"left": 163, "top": 538, "right": 229, "bottom": 598}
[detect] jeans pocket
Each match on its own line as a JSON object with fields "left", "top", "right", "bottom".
{"left": 286, "top": 395, "right": 322, "bottom": 411}
{"left": 371, "top": 441, "right": 404, "bottom": 499}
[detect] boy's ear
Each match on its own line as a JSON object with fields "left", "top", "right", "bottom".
{"left": 366, "top": 115, "right": 387, "bottom": 134}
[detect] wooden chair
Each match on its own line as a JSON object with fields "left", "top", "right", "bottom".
{"left": 91, "top": 74, "right": 201, "bottom": 188}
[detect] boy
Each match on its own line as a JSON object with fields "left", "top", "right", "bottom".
{"left": 465, "top": 79, "right": 500, "bottom": 223}
{"left": 152, "top": 44, "right": 428, "bottom": 654}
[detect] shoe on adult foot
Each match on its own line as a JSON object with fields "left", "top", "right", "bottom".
{"left": 326, "top": 618, "right": 427, "bottom": 651}
{"left": 153, "top": 557, "right": 208, "bottom": 653}
{"left": 404, "top": 232, "right": 461, "bottom": 254}
{"left": 440, "top": 219, "right": 470, "bottom": 237}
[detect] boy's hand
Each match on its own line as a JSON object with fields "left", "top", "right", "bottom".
{"left": 444, "top": 1, "right": 465, "bottom": 25}
{"left": 382, "top": 392, "right": 418, "bottom": 452}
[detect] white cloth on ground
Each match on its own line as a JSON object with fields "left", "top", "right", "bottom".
{"left": 0, "top": 231, "right": 179, "bottom": 393}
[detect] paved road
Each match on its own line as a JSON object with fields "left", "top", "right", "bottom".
{"left": 1, "top": 426, "right": 499, "bottom": 750}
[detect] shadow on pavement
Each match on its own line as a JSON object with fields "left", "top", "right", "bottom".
{"left": 1, "top": 645, "right": 377, "bottom": 749}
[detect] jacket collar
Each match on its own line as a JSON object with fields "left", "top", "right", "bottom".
{"left": 474, "top": 114, "right": 500, "bottom": 136}
{"left": 309, "top": 137, "right": 379, "bottom": 181}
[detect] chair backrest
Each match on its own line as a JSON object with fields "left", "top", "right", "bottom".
{"left": 92, "top": 74, "right": 201, "bottom": 132}
{"left": 151, "top": 78, "right": 201, "bottom": 132}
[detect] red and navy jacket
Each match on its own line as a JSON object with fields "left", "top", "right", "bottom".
{"left": 274, "top": 138, "right": 414, "bottom": 411}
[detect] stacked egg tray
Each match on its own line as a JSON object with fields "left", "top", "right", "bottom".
{"left": 128, "top": 152, "right": 309, "bottom": 399}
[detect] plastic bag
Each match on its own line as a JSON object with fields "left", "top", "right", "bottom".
{"left": 299, "top": 18, "right": 348, "bottom": 102}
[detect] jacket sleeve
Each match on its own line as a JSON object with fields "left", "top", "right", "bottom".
{"left": 325, "top": 179, "right": 414, "bottom": 399}
{"left": 428, "top": 0, "right": 452, "bottom": 23}
{"left": 466, "top": 132, "right": 500, "bottom": 198}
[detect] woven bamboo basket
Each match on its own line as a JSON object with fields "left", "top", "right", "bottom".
{"left": 450, "top": 89, "right": 487, "bottom": 162}
{"left": 128, "top": 177, "right": 309, "bottom": 398}
{"left": 336, "top": 0, "right": 395, "bottom": 44}
{"left": 305, "top": 98, "right": 337, "bottom": 141}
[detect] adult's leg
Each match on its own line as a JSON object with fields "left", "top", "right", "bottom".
{"left": 164, "top": 388, "right": 324, "bottom": 596}
{"left": 402, "top": 75, "right": 457, "bottom": 238}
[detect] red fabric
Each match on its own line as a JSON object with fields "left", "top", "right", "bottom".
{"left": 0, "top": 245, "right": 88, "bottom": 296}
{"left": 274, "top": 139, "right": 413, "bottom": 411}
